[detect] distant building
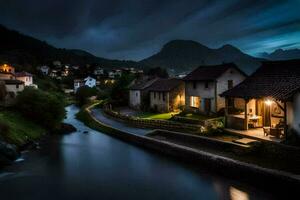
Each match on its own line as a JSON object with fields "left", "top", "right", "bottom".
{"left": 39, "top": 65, "right": 50, "bottom": 75}
{"left": 128, "top": 78, "right": 158, "bottom": 110}
{"left": 53, "top": 60, "right": 61, "bottom": 67}
{"left": 15, "top": 71, "right": 33, "bottom": 86}
{"left": 74, "top": 76, "right": 97, "bottom": 92}
{"left": 94, "top": 67, "right": 105, "bottom": 75}
{"left": 183, "top": 63, "right": 246, "bottom": 115}
{"left": 148, "top": 78, "right": 185, "bottom": 113}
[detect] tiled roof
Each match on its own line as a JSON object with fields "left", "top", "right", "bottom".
{"left": 2, "top": 79, "right": 24, "bottom": 85}
{"left": 148, "top": 78, "right": 183, "bottom": 92}
{"left": 15, "top": 71, "right": 32, "bottom": 77}
{"left": 221, "top": 59, "right": 300, "bottom": 100}
{"left": 129, "top": 78, "right": 158, "bottom": 90}
{"left": 183, "top": 63, "right": 246, "bottom": 81}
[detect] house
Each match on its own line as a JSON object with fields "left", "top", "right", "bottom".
{"left": 221, "top": 60, "right": 300, "bottom": 139}
{"left": 15, "top": 71, "right": 33, "bottom": 86}
{"left": 84, "top": 76, "right": 96, "bottom": 88}
{"left": 0, "top": 63, "right": 15, "bottom": 73}
{"left": 0, "top": 80, "right": 25, "bottom": 106}
{"left": 39, "top": 65, "right": 49, "bottom": 75}
{"left": 128, "top": 78, "right": 158, "bottom": 109}
{"left": 74, "top": 76, "right": 97, "bottom": 92}
{"left": 94, "top": 67, "right": 105, "bottom": 76}
{"left": 108, "top": 69, "right": 122, "bottom": 79}
{"left": 148, "top": 78, "right": 185, "bottom": 113}
{"left": 183, "top": 63, "right": 247, "bottom": 115}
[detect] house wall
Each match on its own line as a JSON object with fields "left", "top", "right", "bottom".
{"left": 150, "top": 91, "right": 170, "bottom": 113}
{"left": 0, "top": 73, "right": 15, "bottom": 80}
{"left": 6, "top": 84, "right": 25, "bottom": 95}
{"left": 169, "top": 83, "right": 185, "bottom": 111}
{"left": 290, "top": 92, "right": 300, "bottom": 134}
{"left": 129, "top": 90, "right": 141, "bottom": 109}
{"left": 84, "top": 77, "right": 96, "bottom": 88}
{"left": 16, "top": 76, "right": 32, "bottom": 86}
{"left": 216, "top": 68, "right": 247, "bottom": 111}
{"left": 185, "top": 67, "right": 246, "bottom": 114}
{"left": 185, "top": 81, "right": 215, "bottom": 113}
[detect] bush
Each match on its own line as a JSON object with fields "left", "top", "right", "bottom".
{"left": 16, "top": 87, "right": 66, "bottom": 129}
{"left": 75, "top": 86, "right": 97, "bottom": 106}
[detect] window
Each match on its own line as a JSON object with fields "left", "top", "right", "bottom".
{"left": 228, "top": 80, "right": 233, "bottom": 89}
{"left": 193, "top": 81, "right": 197, "bottom": 89}
{"left": 204, "top": 81, "right": 209, "bottom": 89}
{"left": 154, "top": 92, "right": 156, "bottom": 99}
{"left": 190, "top": 96, "right": 200, "bottom": 108}
{"left": 136, "top": 92, "right": 138, "bottom": 97}
{"left": 163, "top": 92, "right": 166, "bottom": 101}
{"left": 159, "top": 92, "right": 161, "bottom": 100}
{"left": 16, "top": 84, "right": 19, "bottom": 89}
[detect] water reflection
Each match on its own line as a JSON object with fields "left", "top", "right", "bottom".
{"left": 0, "top": 105, "right": 279, "bottom": 199}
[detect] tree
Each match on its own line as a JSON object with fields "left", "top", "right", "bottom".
{"left": 16, "top": 87, "right": 65, "bottom": 129}
{"left": 147, "top": 67, "right": 169, "bottom": 78}
{"left": 75, "top": 86, "right": 97, "bottom": 106}
{"left": 110, "top": 73, "right": 135, "bottom": 106}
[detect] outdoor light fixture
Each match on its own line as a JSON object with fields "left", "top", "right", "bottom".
{"left": 265, "top": 99, "right": 273, "bottom": 106}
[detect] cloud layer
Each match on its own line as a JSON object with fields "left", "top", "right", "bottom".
{"left": 1, "top": 0, "right": 300, "bottom": 60}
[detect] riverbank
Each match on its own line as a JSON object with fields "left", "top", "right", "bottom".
{"left": 0, "top": 110, "right": 45, "bottom": 147}
{"left": 77, "top": 102, "right": 300, "bottom": 190}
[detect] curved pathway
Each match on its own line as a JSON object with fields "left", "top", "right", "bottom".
{"left": 90, "top": 108, "right": 152, "bottom": 135}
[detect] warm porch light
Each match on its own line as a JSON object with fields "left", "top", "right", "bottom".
{"left": 264, "top": 99, "right": 273, "bottom": 106}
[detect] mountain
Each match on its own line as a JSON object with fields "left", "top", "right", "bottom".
{"left": 259, "top": 49, "right": 300, "bottom": 61}
{"left": 0, "top": 25, "right": 140, "bottom": 69}
{"left": 140, "top": 40, "right": 264, "bottom": 74}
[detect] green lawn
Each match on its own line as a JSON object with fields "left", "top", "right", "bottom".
{"left": 136, "top": 112, "right": 178, "bottom": 120}
{"left": 179, "top": 113, "right": 213, "bottom": 120}
{"left": 0, "top": 111, "right": 45, "bottom": 146}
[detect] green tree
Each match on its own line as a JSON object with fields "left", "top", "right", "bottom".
{"left": 16, "top": 87, "right": 65, "bottom": 129}
{"left": 147, "top": 67, "right": 169, "bottom": 78}
{"left": 110, "top": 73, "right": 135, "bottom": 106}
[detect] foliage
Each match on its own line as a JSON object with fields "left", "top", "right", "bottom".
{"left": 146, "top": 67, "right": 169, "bottom": 78}
{"left": 110, "top": 73, "right": 135, "bottom": 106}
{"left": 16, "top": 87, "right": 66, "bottom": 129}
{"left": 0, "top": 111, "right": 45, "bottom": 146}
{"left": 75, "top": 86, "right": 97, "bottom": 106}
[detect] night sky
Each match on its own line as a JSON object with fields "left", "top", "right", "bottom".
{"left": 1, "top": 0, "right": 299, "bottom": 60}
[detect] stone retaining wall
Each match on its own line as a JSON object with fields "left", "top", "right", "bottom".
{"left": 83, "top": 103, "right": 300, "bottom": 190}
{"left": 103, "top": 108, "right": 203, "bottom": 133}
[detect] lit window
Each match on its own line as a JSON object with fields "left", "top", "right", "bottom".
{"left": 190, "top": 96, "right": 200, "bottom": 108}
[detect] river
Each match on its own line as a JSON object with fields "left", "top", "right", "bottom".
{"left": 0, "top": 105, "right": 278, "bottom": 199}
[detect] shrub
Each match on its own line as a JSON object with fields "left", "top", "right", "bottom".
{"left": 16, "top": 87, "right": 66, "bottom": 129}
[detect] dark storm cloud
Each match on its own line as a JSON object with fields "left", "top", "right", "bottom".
{"left": 0, "top": 0, "right": 299, "bottom": 60}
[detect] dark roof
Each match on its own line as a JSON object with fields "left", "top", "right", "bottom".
{"left": 221, "top": 59, "right": 300, "bottom": 100}
{"left": 15, "top": 71, "right": 32, "bottom": 77}
{"left": 2, "top": 79, "right": 24, "bottom": 85}
{"left": 183, "top": 63, "right": 246, "bottom": 81}
{"left": 129, "top": 78, "right": 158, "bottom": 90}
{"left": 148, "top": 78, "right": 183, "bottom": 92}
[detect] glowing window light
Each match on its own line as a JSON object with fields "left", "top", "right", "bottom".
{"left": 265, "top": 99, "right": 273, "bottom": 106}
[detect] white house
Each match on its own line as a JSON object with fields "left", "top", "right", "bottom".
{"left": 94, "top": 67, "right": 104, "bottom": 75}
{"left": 15, "top": 71, "right": 33, "bottom": 86}
{"left": 183, "top": 63, "right": 247, "bottom": 115}
{"left": 74, "top": 76, "right": 97, "bottom": 92}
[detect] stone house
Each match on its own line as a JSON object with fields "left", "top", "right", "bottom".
{"left": 183, "top": 63, "right": 246, "bottom": 115}
{"left": 74, "top": 76, "right": 97, "bottom": 92}
{"left": 221, "top": 60, "right": 300, "bottom": 139}
{"left": 128, "top": 78, "right": 158, "bottom": 110}
{"left": 15, "top": 71, "right": 33, "bottom": 86}
{"left": 148, "top": 78, "right": 185, "bottom": 113}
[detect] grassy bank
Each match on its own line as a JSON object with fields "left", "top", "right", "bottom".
{"left": 0, "top": 110, "right": 45, "bottom": 147}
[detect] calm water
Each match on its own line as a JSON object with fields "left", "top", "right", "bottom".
{"left": 0, "top": 105, "right": 278, "bottom": 199}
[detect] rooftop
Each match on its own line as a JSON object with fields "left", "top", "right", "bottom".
{"left": 183, "top": 63, "right": 246, "bottom": 81}
{"left": 148, "top": 78, "right": 183, "bottom": 92}
{"left": 15, "top": 71, "right": 32, "bottom": 77}
{"left": 221, "top": 59, "right": 300, "bottom": 100}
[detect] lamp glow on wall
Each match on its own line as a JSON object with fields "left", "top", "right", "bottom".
{"left": 265, "top": 99, "right": 273, "bottom": 106}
